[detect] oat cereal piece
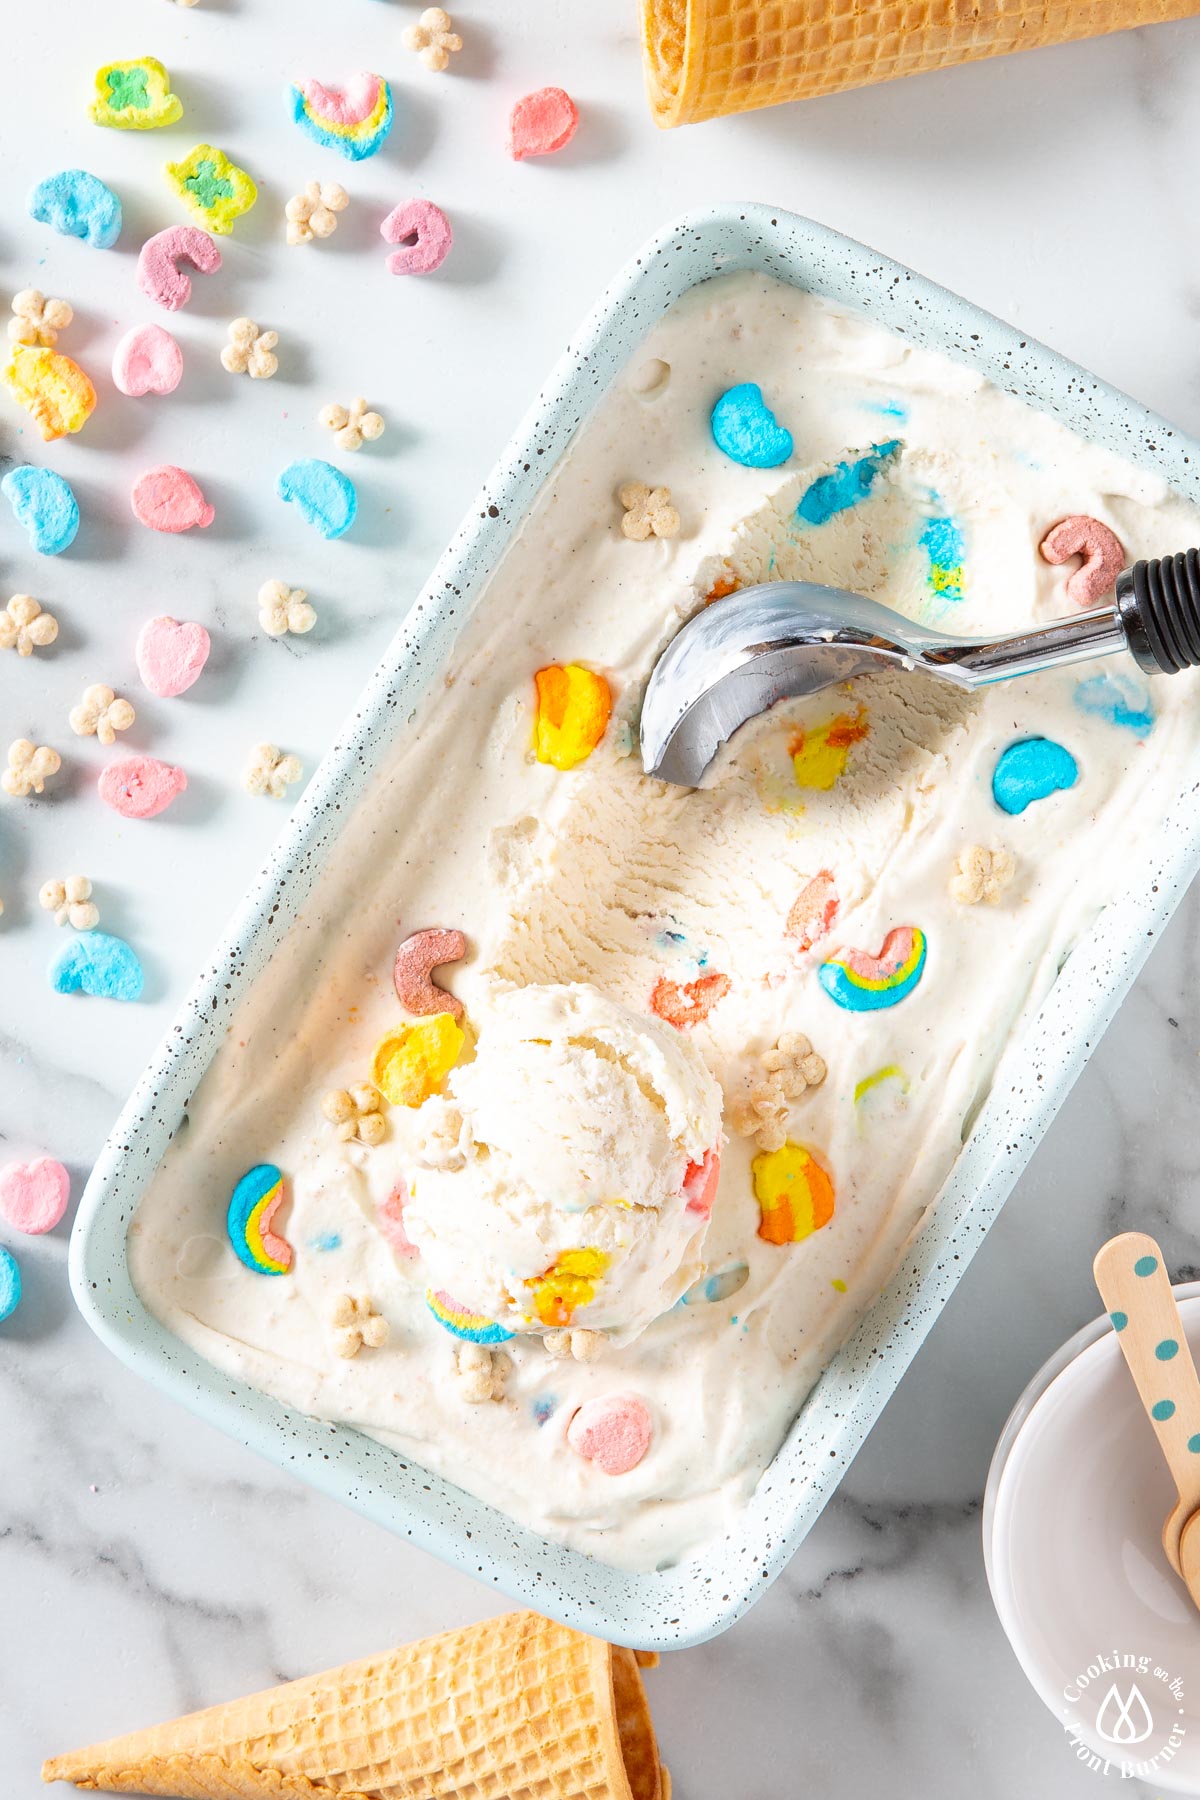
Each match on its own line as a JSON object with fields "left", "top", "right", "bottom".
{"left": 39, "top": 876, "right": 99, "bottom": 930}
{"left": 619, "top": 482, "right": 680, "bottom": 541}
{"left": 70, "top": 683, "right": 135, "bottom": 747}
{"left": 3, "top": 740, "right": 60, "bottom": 798}
{"left": 8, "top": 290, "right": 73, "bottom": 348}
{"left": 258, "top": 579, "right": 316, "bottom": 637}
{"left": 243, "top": 744, "right": 303, "bottom": 799}
{"left": 221, "top": 318, "right": 278, "bottom": 380}
{"left": 455, "top": 1342, "right": 511, "bottom": 1403}
{"left": 3, "top": 740, "right": 60, "bottom": 799}
{"left": 319, "top": 396, "right": 384, "bottom": 452}
{"left": 331, "top": 1292, "right": 388, "bottom": 1358}
{"left": 732, "top": 1032, "right": 827, "bottom": 1153}
{"left": 0, "top": 594, "right": 57, "bottom": 657}
{"left": 950, "top": 844, "right": 1016, "bottom": 906}
{"left": 403, "top": 8, "right": 463, "bottom": 70}
{"left": 543, "top": 1328, "right": 606, "bottom": 1362}
{"left": 285, "top": 180, "right": 348, "bottom": 246}
{"left": 321, "top": 1083, "right": 386, "bottom": 1146}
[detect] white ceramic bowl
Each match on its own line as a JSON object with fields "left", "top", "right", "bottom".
{"left": 985, "top": 1285, "right": 1200, "bottom": 1791}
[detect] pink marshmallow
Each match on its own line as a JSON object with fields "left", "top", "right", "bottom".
{"left": 380, "top": 200, "right": 453, "bottom": 276}
{"left": 135, "top": 616, "right": 211, "bottom": 698}
{"left": 98, "top": 755, "right": 187, "bottom": 820}
{"left": 136, "top": 226, "right": 222, "bottom": 313}
{"left": 113, "top": 324, "right": 183, "bottom": 398}
{"left": 131, "top": 465, "right": 214, "bottom": 533}
{"left": 682, "top": 1146, "right": 721, "bottom": 1219}
{"left": 1039, "top": 514, "right": 1126, "bottom": 609}
{"left": 508, "top": 87, "right": 579, "bottom": 160}
{"left": 377, "top": 1181, "right": 419, "bottom": 1259}
{"left": 567, "top": 1394, "right": 653, "bottom": 1475}
{"left": 0, "top": 1157, "right": 70, "bottom": 1235}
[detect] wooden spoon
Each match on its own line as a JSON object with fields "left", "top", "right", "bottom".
{"left": 1094, "top": 1230, "right": 1200, "bottom": 1600}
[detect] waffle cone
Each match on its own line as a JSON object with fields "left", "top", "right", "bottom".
{"left": 641, "top": 0, "right": 1200, "bottom": 124}
{"left": 42, "top": 1611, "right": 666, "bottom": 1800}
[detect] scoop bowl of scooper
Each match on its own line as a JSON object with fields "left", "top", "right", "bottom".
{"left": 640, "top": 549, "right": 1200, "bottom": 786}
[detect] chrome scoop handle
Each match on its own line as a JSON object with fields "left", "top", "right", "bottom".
{"left": 639, "top": 550, "right": 1200, "bottom": 788}
{"left": 936, "top": 550, "right": 1200, "bottom": 685}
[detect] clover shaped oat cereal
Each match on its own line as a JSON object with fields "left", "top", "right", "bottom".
{"left": 285, "top": 180, "right": 349, "bottom": 247}
{"left": 40, "top": 875, "right": 99, "bottom": 930}
{"left": 403, "top": 8, "right": 463, "bottom": 70}
{"left": 221, "top": 319, "right": 279, "bottom": 380}
{"left": 319, "top": 397, "right": 384, "bottom": 452}
{"left": 258, "top": 578, "right": 316, "bottom": 637}
{"left": 455, "top": 1342, "right": 512, "bottom": 1404}
{"left": 543, "top": 1327, "right": 605, "bottom": 1363}
{"left": 331, "top": 1292, "right": 389, "bottom": 1358}
{"left": 9, "top": 289, "right": 73, "bottom": 348}
{"left": 321, "top": 1082, "right": 387, "bottom": 1146}
{"left": 619, "top": 481, "right": 680, "bottom": 541}
{"left": 69, "top": 684, "right": 136, "bottom": 747}
{"left": 732, "top": 1031, "right": 827, "bottom": 1154}
{"left": 243, "top": 743, "right": 303, "bottom": 798}
{"left": 0, "top": 594, "right": 57, "bottom": 657}
{"left": 3, "top": 740, "right": 61, "bottom": 798}
{"left": 950, "top": 844, "right": 1016, "bottom": 906}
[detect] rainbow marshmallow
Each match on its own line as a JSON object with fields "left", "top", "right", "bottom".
{"left": 819, "top": 925, "right": 927, "bottom": 1012}
{"left": 288, "top": 73, "right": 394, "bottom": 161}
{"left": 227, "top": 1164, "right": 293, "bottom": 1275}
{"left": 426, "top": 1287, "right": 514, "bottom": 1345}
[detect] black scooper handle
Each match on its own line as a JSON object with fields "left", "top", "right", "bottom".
{"left": 1118, "top": 552, "right": 1200, "bottom": 675}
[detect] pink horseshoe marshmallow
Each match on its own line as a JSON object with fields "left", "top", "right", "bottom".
{"left": 1039, "top": 515, "right": 1125, "bottom": 609}
{"left": 137, "top": 226, "right": 222, "bottom": 312}
{"left": 380, "top": 200, "right": 453, "bottom": 276}
{"left": 393, "top": 927, "right": 467, "bottom": 1017}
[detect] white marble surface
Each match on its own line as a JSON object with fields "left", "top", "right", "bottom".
{"left": 5, "top": 1, "right": 1200, "bottom": 1794}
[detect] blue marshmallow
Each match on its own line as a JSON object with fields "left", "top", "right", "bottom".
{"left": 2, "top": 466, "right": 80, "bottom": 555}
{"left": 50, "top": 931, "right": 144, "bottom": 1002}
{"left": 28, "top": 169, "right": 122, "bottom": 249}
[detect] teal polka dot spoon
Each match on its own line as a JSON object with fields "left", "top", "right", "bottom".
{"left": 1094, "top": 1231, "right": 1200, "bottom": 1604}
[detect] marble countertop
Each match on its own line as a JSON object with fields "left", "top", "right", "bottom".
{"left": 5, "top": 2, "right": 1200, "bottom": 1795}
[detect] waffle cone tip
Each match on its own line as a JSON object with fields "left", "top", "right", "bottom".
{"left": 41, "top": 1611, "right": 665, "bottom": 1800}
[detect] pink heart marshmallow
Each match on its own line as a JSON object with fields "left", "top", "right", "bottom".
{"left": 113, "top": 324, "right": 184, "bottom": 398}
{"left": 0, "top": 1157, "right": 70, "bottom": 1234}
{"left": 135, "top": 616, "right": 211, "bottom": 698}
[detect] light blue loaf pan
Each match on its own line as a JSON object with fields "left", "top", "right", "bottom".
{"left": 70, "top": 206, "right": 1200, "bottom": 1651}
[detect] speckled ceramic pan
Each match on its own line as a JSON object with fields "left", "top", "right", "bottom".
{"left": 70, "top": 206, "right": 1200, "bottom": 1651}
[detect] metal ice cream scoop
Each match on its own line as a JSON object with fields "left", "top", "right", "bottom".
{"left": 640, "top": 550, "right": 1200, "bottom": 787}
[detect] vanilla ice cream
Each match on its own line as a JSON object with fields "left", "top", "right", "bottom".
{"left": 130, "top": 270, "right": 1200, "bottom": 1570}
{"left": 403, "top": 982, "right": 722, "bottom": 1339}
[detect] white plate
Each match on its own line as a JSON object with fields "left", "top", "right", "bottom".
{"left": 985, "top": 1285, "right": 1200, "bottom": 1790}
